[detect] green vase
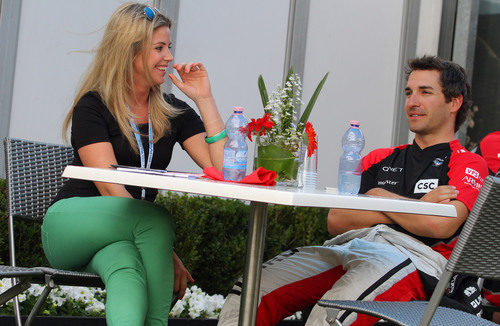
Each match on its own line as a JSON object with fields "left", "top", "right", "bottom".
{"left": 253, "top": 143, "right": 300, "bottom": 186}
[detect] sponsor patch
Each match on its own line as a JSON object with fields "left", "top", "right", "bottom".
{"left": 464, "top": 286, "right": 477, "bottom": 297}
{"left": 382, "top": 166, "right": 403, "bottom": 173}
{"left": 462, "top": 176, "right": 483, "bottom": 191}
{"left": 465, "top": 167, "right": 479, "bottom": 178}
{"left": 432, "top": 158, "right": 444, "bottom": 167}
{"left": 462, "top": 167, "right": 484, "bottom": 191}
{"left": 414, "top": 178, "right": 439, "bottom": 193}
{"left": 378, "top": 180, "right": 399, "bottom": 186}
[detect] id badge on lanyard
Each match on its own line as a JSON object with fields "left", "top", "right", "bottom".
{"left": 129, "top": 99, "right": 153, "bottom": 200}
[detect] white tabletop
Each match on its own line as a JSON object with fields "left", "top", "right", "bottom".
{"left": 62, "top": 166, "right": 457, "bottom": 217}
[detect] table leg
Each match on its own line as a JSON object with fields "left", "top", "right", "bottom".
{"left": 238, "top": 201, "right": 268, "bottom": 326}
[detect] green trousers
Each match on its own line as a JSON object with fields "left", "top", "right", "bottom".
{"left": 42, "top": 196, "right": 175, "bottom": 326}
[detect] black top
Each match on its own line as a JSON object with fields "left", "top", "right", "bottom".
{"left": 54, "top": 91, "right": 205, "bottom": 203}
{"left": 359, "top": 139, "right": 488, "bottom": 259}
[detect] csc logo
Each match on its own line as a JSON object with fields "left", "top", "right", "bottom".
{"left": 414, "top": 179, "right": 439, "bottom": 194}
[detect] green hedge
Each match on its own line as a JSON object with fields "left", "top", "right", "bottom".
{"left": 0, "top": 180, "right": 330, "bottom": 295}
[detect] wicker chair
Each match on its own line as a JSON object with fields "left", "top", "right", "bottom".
{"left": 318, "top": 175, "right": 500, "bottom": 326}
{"left": 0, "top": 138, "right": 103, "bottom": 326}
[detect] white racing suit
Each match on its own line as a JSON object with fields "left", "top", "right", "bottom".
{"left": 218, "top": 225, "right": 479, "bottom": 325}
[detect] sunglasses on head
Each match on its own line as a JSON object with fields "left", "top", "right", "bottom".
{"left": 144, "top": 7, "right": 160, "bottom": 20}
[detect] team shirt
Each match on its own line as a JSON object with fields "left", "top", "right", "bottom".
{"left": 360, "top": 139, "right": 488, "bottom": 259}
{"left": 219, "top": 139, "right": 489, "bottom": 325}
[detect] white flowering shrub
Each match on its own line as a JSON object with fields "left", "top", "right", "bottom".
{"left": 169, "top": 285, "right": 225, "bottom": 319}
{"left": 0, "top": 279, "right": 226, "bottom": 319}
{"left": 0, "top": 278, "right": 106, "bottom": 317}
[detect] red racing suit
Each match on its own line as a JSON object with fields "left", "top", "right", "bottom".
{"left": 218, "top": 140, "right": 488, "bottom": 326}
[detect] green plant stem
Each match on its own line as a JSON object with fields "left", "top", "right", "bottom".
{"left": 258, "top": 75, "right": 269, "bottom": 108}
{"left": 298, "top": 72, "right": 329, "bottom": 133}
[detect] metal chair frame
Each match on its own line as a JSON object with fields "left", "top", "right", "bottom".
{"left": 0, "top": 138, "right": 103, "bottom": 326}
{"left": 318, "top": 175, "right": 500, "bottom": 326}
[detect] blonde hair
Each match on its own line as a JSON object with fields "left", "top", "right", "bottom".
{"left": 63, "top": 2, "right": 179, "bottom": 152}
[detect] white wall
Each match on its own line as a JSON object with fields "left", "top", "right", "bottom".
{"left": 166, "top": 1, "right": 289, "bottom": 173}
{"left": 8, "top": 0, "right": 289, "bottom": 174}
{"left": 9, "top": 0, "right": 141, "bottom": 144}
{"left": 303, "top": 0, "right": 404, "bottom": 187}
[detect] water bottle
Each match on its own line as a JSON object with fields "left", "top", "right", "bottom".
{"left": 223, "top": 107, "right": 248, "bottom": 181}
{"left": 338, "top": 120, "right": 365, "bottom": 194}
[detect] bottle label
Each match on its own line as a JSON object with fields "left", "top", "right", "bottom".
{"left": 223, "top": 148, "right": 248, "bottom": 170}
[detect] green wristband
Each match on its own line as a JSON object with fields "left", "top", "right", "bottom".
{"left": 205, "top": 129, "right": 227, "bottom": 144}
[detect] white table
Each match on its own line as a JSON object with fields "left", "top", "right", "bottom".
{"left": 62, "top": 166, "right": 457, "bottom": 325}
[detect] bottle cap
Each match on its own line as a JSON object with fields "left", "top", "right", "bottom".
{"left": 350, "top": 120, "right": 360, "bottom": 127}
{"left": 233, "top": 106, "right": 243, "bottom": 113}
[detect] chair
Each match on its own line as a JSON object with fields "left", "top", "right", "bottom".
{"left": 0, "top": 138, "right": 104, "bottom": 326}
{"left": 318, "top": 175, "right": 500, "bottom": 326}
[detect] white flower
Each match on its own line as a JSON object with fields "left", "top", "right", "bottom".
{"left": 169, "top": 299, "right": 186, "bottom": 317}
{"left": 17, "top": 293, "right": 26, "bottom": 302}
{"left": 85, "top": 300, "right": 105, "bottom": 314}
{"left": 257, "top": 73, "right": 307, "bottom": 154}
{"left": 52, "top": 296, "right": 65, "bottom": 307}
{"left": 26, "top": 284, "right": 44, "bottom": 297}
{"left": 0, "top": 278, "right": 13, "bottom": 292}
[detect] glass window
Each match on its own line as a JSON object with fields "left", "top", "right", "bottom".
{"left": 466, "top": 0, "right": 500, "bottom": 149}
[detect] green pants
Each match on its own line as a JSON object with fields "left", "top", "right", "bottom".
{"left": 42, "top": 196, "right": 175, "bottom": 326}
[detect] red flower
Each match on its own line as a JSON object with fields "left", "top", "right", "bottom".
{"left": 305, "top": 122, "right": 317, "bottom": 157}
{"left": 246, "top": 113, "right": 274, "bottom": 141}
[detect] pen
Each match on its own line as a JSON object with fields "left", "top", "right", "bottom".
{"left": 163, "top": 172, "right": 201, "bottom": 179}
{"left": 111, "top": 165, "right": 202, "bottom": 179}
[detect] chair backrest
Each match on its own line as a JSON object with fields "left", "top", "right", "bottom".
{"left": 4, "top": 138, "right": 73, "bottom": 223}
{"left": 446, "top": 175, "right": 500, "bottom": 280}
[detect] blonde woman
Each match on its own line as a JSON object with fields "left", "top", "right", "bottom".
{"left": 41, "top": 3, "right": 226, "bottom": 325}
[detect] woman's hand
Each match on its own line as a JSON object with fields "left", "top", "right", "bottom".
{"left": 173, "top": 251, "right": 194, "bottom": 299}
{"left": 169, "top": 61, "right": 225, "bottom": 170}
{"left": 169, "top": 62, "right": 212, "bottom": 103}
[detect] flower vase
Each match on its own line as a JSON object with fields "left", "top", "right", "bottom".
{"left": 253, "top": 140, "right": 302, "bottom": 187}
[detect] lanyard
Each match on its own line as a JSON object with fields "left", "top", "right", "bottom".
{"left": 128, "top": 98, "right": 153, "bottom": 200}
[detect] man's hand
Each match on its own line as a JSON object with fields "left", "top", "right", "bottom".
{"left": 173, "top": 252, "right": 194, "bottom": 299}
{"left": 420, "top": 186, "right": 459, "bottom": 203}
{"left": 346, "top": 186, "right": 467, "bottom": 238}
{"left": 378, "top": 185, "right": 469, "bottom": 238}
{"left": 366, "top": 186, "right": 460, "bottom": 204}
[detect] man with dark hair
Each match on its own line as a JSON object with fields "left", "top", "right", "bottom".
{"left": 406, "top": 55, "right": 473, "bottom": 133}
{"left": 218, "top": 56, "right": 488, "bottom": 326}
